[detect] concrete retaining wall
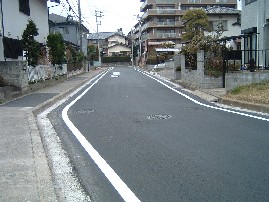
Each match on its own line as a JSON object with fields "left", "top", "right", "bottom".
{"left": 225, "top": 71, "right": 269, "bottom": 90}
{"left": 180, "top": 50, "right": 222, "bottom": 88}
{"left": 179, "top": 51, "right": 269, "bottom": 89}
{"left": 0, "top": 61, "right": 68, "bottom": 92}
{"left": 0, "top": 61, "right": 28, "bottom": 91}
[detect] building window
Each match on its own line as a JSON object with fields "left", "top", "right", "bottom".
{"left": 245, "top": 0, "right": 257, "bottom": 5}
{"left": 19, "top": 0, "right": 30, "bottom": 16}
{"left": 209, "top": 20, "right": 228, "bottom": 31}
{"left": 59, "top": 27, "right": 69, "bottom": 34}
{"left": 188, "top": 0, "right": 202, "bottom": 3}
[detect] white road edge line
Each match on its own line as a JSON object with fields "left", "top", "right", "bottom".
{"left": 62, "top": 68, "right": 141, "bottom": 202}
{"left": 135, "top": 67, "right": 269, "bottom": 122}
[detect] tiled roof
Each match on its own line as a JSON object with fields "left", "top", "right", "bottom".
{"left": 88, "top": 32, "right": 124, "bottom": 40}
{"left": 49, "top": 14, "right": 89, "bottom": 32}
{"left": 49, "top": 13, "right": 76, "bottom": 24}
{"left": 206, "top": 7, "right": 241, "bottom": 14}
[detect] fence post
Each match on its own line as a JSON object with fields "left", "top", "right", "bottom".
{"left": 181, "top": 54, "right": 185, "bottom": 78}
{"left": 197, "top": 50, "right": 205, "bottom": 77}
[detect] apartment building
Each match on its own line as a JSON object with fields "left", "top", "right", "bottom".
{"left": 137, "top": 0, "right": 237, "bottom": 63}
{"left": 138, "top": 0, "right": 184, "bottom": 58}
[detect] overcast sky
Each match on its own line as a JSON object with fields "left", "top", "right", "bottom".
{"left": 48, "top": 0, "right": 241, "bottom": 35}
{"left": 48, "top": 0, "right": 142, "bottom": 35}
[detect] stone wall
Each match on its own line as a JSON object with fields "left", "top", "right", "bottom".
{"left": 0, "top": 61, "right": 28, "bottom": 91}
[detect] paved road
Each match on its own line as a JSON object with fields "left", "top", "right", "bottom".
{"left": 49, "top": 67, "right": 269, "bottom": 202}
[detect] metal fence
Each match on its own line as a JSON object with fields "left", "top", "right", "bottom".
{"left": 224, "top": 49, "right": 269, "bottom": 71}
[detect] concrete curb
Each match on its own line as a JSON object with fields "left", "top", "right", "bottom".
{"left": 29, "top": 68, "right": 108, "bottom": 200}
{"left": 220, "top": 98, "right": 269, "bottom": 114}
{"left": 27, "top": 111, "right": 58, "bottom": 201}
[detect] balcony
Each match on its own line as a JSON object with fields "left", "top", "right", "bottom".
{"left": 140, "top": 0, "right": 155, "bottom": 12}
{"left": 156, "top": 0, "right": 176, "bottom": 3}
{"left": 141, "top": 9, "right": 185, "bottom": 20}
{"left": 141, "top": 21, "right": 183, "bottom": 32}
{"left": 142, "top": 32, "right": 181, "bottom": 40}
{"left": 141, "top": 0, "right": 179, "bottom": 12}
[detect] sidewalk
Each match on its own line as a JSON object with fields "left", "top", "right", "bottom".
{"left": 0, "top": 68, "right": 106, "bottom": 201}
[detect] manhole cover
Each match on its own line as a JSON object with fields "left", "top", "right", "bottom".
{"left": 147, "top": 114, "right": 172, "bottom": 120}
{"left": 184, "top": 107, "right": 205, "bottom": 111}
{"left": 74, "top": 109, "right": 94, "bottom": 114}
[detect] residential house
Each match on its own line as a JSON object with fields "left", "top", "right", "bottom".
{"left": 49, "top": 13, "right": 89, "bottom": 56}
{"left": 206, "top": 6, "right": 241, "bottom": 50}
{"left": 0, "top": 0, "right": 59, "bottom": 61}
{"left": 88, "top": 32, "right": 130, "bottom": 57}
{"left": 106, "top": 34, "right": 131, "bottom": 56}
{"left": 241, "top": 0, "right": 269, "bottom": 68}
{"left": 107, "top": 44, "right": 131, "bottom": 56}
{"left": 88, "top": 32, "right": 116, "bottom": 56}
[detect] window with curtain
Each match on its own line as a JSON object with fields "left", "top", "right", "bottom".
{"left": 19, "top": 0, "right": 30, "bottom": 16}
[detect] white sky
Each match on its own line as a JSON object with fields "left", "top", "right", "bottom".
{"left": 48, "top": 0, "right": 241, "bottom": 35}
{"left": 48, "top": 0, "right": 142, "bottom": 35}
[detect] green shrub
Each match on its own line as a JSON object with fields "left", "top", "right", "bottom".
{"left": 47, "top": 33, "right": 65, "bottom": 65}
{"left": 102, "top": 56, "right": 131, "bottom": 63}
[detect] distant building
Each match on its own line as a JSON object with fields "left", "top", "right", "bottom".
{"left": 88, "top": 32, "right": 117, "bottom": 49}
{"left": 49, "top": 13, "right": 89, "bottom": 55}
{"left": 88, "top": 32, "right": 130, "bottom": 57}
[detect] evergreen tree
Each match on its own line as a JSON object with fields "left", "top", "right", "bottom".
{"left": 182, "top": 9, "right": 210, "bottom": 42}
{"left": 22, "top": 19, "right": 40, "bottom": 66}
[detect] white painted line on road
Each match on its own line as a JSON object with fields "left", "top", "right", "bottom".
{"left": 136, "top": 68, "right": 269, "bottom": 122}
{"left": 36, "top": 71, "right": 110, "bottom": 201}
{"left": 62, "top": 68, "right": 141, "bottom": 202}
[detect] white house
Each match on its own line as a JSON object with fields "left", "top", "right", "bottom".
{"left": 206, "top": 7, "right": 241, "bottom": 50}
{"left": 241, "top": 0, "right": 269, "bottom": 68}
{"left": 107, "top": 34, "right": 127, "bottom": 48}
{"left": 107, "top": 44, "right": 131, "bottom": 56}
{"left": 0, "top": 0, "right": 59, "bottom": 61}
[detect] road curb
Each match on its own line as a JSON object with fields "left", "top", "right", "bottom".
{"left": 29, "top": 68, "right": 108, "bottom": 200}
{"left": 220, "top": 98, "right": 269, "bottom": 114}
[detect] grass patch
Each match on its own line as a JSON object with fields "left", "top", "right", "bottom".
{"left": 225, "top": 80, "right": 269, "bottom": 105}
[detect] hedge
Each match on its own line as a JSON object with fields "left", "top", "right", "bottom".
{"left": 102, "top": 56, "right": 131, "bottom": 63}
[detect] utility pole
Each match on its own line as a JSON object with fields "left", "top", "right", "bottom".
{"left": 78, "top": 0, "right": 82, "bottom": 51}
{"left": 137, "top": 15, "right": 142, "bottom": 58}
{"left": 95, "top": 10, "right": 103, "bottom": 64}
{"left": 131, "top": 28, "right": 134, "bottom": 67}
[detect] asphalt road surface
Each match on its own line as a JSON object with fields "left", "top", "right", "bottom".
{"left": 48, "top": 67, "right": 269, "bottom": 202}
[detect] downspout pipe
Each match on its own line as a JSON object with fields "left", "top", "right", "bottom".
{"left": 0, "top": 0, "right": 4, "bottom": 37}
